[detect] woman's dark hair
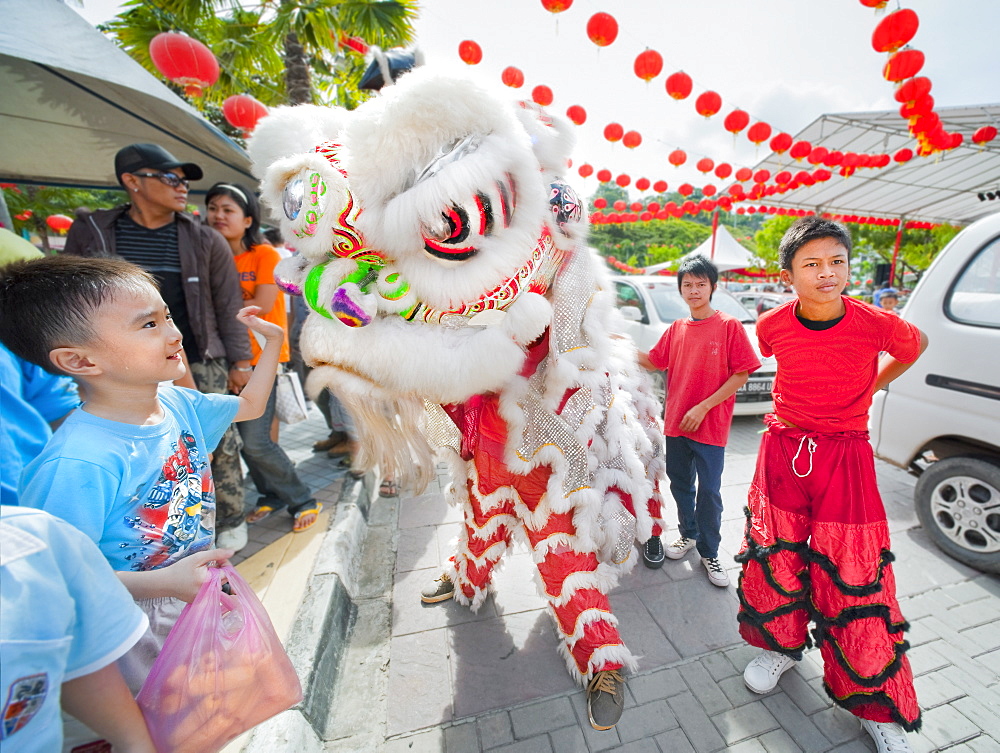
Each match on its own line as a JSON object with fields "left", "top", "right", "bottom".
{"left": 205, "top": 182, "right": 263, "bottom": 251}
{"left": 778, "top": 217, "right": 852, "bottom": 270}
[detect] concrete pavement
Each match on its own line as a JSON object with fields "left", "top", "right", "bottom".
{"left": 321, "top": 415, "right": 1000, "bottom": 753}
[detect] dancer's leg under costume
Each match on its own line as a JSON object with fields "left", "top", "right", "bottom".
{"left": 736, "top": 416, "right": 920, "bottom": 730}
{"left": 448, "top": 394, "right": 635, "bottom": 684}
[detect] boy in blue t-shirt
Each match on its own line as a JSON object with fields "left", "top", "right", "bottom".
{"left": 1, "top": 505, "right": 155, "bottom": 753}
{"left": 0, "top": 256, "right": 285, "bottom": 744}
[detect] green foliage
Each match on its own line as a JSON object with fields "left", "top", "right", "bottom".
{"left": 102, "top": 0, "right": 417, "bottom": 107}
{"left": 2, "top": 184, "right": 122, "bottom": 252}
{"left": 590, "top": 217, "right": 712, "bottom": 270}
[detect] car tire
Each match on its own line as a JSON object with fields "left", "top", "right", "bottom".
{"left": 913, "top": 456, "right": 1000, "bottom": 574}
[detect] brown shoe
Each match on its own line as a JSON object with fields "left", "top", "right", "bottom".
{"left": 327, "top": 440, "right": 357, "bottom": 458}
{"left": 420, "top": 573, "right": 455, "bottom": 603}
{"left": 313, "top": 431, "right": 347, "bottom": 452}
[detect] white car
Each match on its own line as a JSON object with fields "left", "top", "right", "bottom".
{"left": 870, "top": 211, "right": 1000, "bottom": 573}
{"left": 610, "top": 275, "right": 777, "bottom": 415}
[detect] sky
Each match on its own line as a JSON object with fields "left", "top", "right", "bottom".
{"left": 74, "top": 0, "right": 1000, "bottom": 198}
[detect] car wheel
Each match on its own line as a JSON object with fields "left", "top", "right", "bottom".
{"left": 649, "top": 370, "right": 665, "bottom": 407}
{"left": 914, "top": 456, "right": 1000, "bottom": 573}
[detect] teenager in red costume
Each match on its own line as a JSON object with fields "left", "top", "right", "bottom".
{"left": 736, "top": 217, "right": 927, "bottom": 753}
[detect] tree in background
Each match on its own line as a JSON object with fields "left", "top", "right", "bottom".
{"left": 102, "top": 0, "right": 417, "bottom": 112}
{"left": 2, "top": 185, "right": 121, "bottom": 253}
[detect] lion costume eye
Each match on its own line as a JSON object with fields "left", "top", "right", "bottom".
{"left": 420, "top": 175, "right": 515, "bottom": 263}
{"left": 283, "top": 178, "right": 304, "bottom": 220}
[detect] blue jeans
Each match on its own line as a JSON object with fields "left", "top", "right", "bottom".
{"left": 237, "top": 376, "right": 315, "bottom": 516}
{"left": 664, "top": 435, "right": 725, "bottom": 559}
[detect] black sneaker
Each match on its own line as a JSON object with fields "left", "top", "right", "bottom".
{"left": 420, "top": 573, "right": 455, "bottom": 603}
{"left": 587, "top": 669, "right": 625, "bottom": 730}
{"left": 642, "top": 536, "right": 665, "bottom": 569}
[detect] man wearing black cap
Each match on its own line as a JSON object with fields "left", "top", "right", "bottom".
{"left": 63, "top": 143, "right": 252, "bottom": 549}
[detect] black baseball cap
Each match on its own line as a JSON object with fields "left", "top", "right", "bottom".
{"left": 114, "top": 143, "right": 204, "bottom": 185}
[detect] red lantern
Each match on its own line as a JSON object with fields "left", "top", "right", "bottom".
{"left": 640, "top": 212, "right": 653, "bottom": 222}
{"left": 339, "top": 36, "right": 369, "bottom": 55}
{"left": 823, "top": 150, "right": 844, "bottom": 166}
{"left": 702, "top": 184, "right": 717, "bottom": 197}
{"left": 774, "top": 171, "right": 792, "bottom": 185}
{"left": 695, "top": 91, "right": 722, "bottom": 118}
{"left": 635, "top": 177, "right": 651, "bottom": 191}
{"left": 678, "top": 183, "right": 694, "bottom": 197}
{"left": 893, "top": 148, "right": 913, "bottom": 162}
{"left": 813, "top": 168, "right": 833, "bottom": 181}
{"left": 593, "top": 197, "right": 607, "bottom": 209}
{"left": 746, "top": 122, "right": 772, "bottom": 145}
{"left": 714, "top": 163, "right": 733, "bottom": 180}
{"left": 735, "top": 167, "right": 753, "bottom": 182}
{"left": 541, "top": 0, "right": 573, "bottom": 12}
{"left": 458, "top": 40, "right": 482, "bottom": 65}
{"left": 770, "top": 132, "right": 793, "bottom": 154}
{"left": 596, "top": 169, "right": 612, "bottom": 183}
{"left": 45, "top": 214, "right": 72, "bottom": 233}
{"left": 723, "top": 109, "right": 750, "bottom": 134}
{"left": 653, "top": 180, "right": 668, "bottom": 193}
{"left": 622, "top": 131, "right": 642, "bottom": 149}
{"left": 668, "top": 149, "right": 687, "bottom": 167}
{"left": 604, "top": 123, "right": 624, "bottom": 143}
{"left": 630, "top": 202, "right": 643, "bottom": 212}
{"left": 578, "top": 163, "right": 594, "bottom": 178}
{"left": 894, "top": 76, "right": 931, "bottom": 103}
{"left": 532, "top": 85, "right": 554, "bottom": 106}
{"left": 501, "top": 67, "right": 524, "bottom": 88}
{"left": 647, "top": 201, "right": 660, "bottom": 212}
{"left": 665, "top": 71, "right": 693, "bottom": 100}
{"left": 807, "top": 146, "right": 829, "bottom": 165}
{"left": 899, "top": 95, "right": 934, "bottom": 119}
{"left": 948, "top": 133, "right": 964, "bottom": 150}
{"left": 616, "top": 174, "right": 631, "bottom": 188}
{"left": 728, "top": 183, "right": 744, "bottom": 196}
{"left": 566, "top": 105, "right": 587, "bottom": 125}
{"left": 696, "top": 158, "right": 714, "bottom": 173}
{"left": 973, "top": 126, "right": 998, "bottom": 145}
{"left": 149, "top": 32, "right": 219, "bottom": 97}
{"left": 222, "top": 94, "right": 268, "bottom": 136}
{"left": 586, "top": 12, "right": 618, "bottom": 47}
{"left": 613, "top": 200, "right": 626, "bottom": 212}
{"left": 872, "top": 9, "right": 919, "bottom": 53}
{"left": 860, "top": 0, "right": 888, "bottom": 7}
{"left": 634, "top": 50, "right": 663, "bottom": 82}
{"left": 753, "top": 169, "right": 770, "bottom": 183}
{"left": 789, "top": 141, "right": 812, "bottom": 160}
{"left": 883, "top": 49, "right": 925, "bottom": 82}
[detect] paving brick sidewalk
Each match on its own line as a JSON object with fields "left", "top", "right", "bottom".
{"left": 326, "top": 416, "right": 1000, "bottom": 753}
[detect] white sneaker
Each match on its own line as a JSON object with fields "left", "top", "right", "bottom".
{"left": 701, "top": 557, "right": 730, "bottom": 587}
{"left": 216, "top": 522, "right": 248, "bottom": 551}
{"left": 664, "top": 536, "right": 697, "bottom": 560}
{"left": 743, "top": 649, "right": 797, "bottom": 693}
{"left": 860, "top": 718, "right": 913, "bottom": 753}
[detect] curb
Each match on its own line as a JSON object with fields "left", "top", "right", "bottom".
{"left": 240, "top": 470, "right": 376, "bottom": 752}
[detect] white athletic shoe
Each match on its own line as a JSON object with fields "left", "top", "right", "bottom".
{"left": 860, "top": 718, "right": 913, "bottom": 753}
{"left": 743, "top": 649, "right": 797, "bottom": 694}
{"left": 701, "top": 557, "right": 731, "bottom": 587}
{"left": 664, "top": 536, "right": 697, "bottom": 560}
{"left": 216, "top": 522, "right": 248, "bottom": 552}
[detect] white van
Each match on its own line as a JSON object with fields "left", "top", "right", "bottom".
{"left": 870, "top": 211, "right": 1000, "bottom": 573}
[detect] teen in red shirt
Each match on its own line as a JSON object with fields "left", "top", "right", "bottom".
{"left": 639, "top": 256, "right": 759, "bottom": 586}
{"left": 736, "top": 217, "right": 926, "bottom": 752}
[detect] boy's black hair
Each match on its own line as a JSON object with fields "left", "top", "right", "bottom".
{"left": 205, "top": 182, "right": 263, "bottom": 251}
{"left": 0, "top": 256, "right": 158, "bottom": 375}
{"left": 677, "top": 255, "right": 719, "bottom": 296}
{"left": 778, "top": 217, "right": 852, "bottom": 270}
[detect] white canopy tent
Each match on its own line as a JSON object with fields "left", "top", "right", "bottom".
{"left": 0, "top": 0, "right": 254, "bottom": 193}
{"left": 645, "top": 224, "right": 757, "bottom": 274}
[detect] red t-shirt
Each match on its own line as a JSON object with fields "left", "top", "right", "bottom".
{"left": 757, "top": 296, "right": 921, "bottom": 432}
{"left": 648, "top": 311, "right": 760, "bottom": 447}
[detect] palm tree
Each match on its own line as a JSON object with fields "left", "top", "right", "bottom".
{"left": 102, "top": 0, "right": 417, "bottom": 107}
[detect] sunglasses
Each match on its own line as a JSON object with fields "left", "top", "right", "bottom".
{"left": 132, "top": 172, "right": 190, "bottom": 189}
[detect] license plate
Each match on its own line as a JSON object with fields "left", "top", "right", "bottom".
{"left": 740, "top": 380, "right": 773, "bottom": 394}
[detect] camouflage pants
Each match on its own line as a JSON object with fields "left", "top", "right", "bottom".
{"left": 189, "top": 358, "right": 246, "bottom": 531}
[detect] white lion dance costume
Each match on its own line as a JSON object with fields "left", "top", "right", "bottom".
{"left": 248, "top": 69, "right": 666, "bottom": 726}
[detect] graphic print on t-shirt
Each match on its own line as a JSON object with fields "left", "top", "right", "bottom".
{"left": 1, "top": 673, "right": 47, "bottom": 739}
{"left": 124, "top": 431, "right": 215, "bottom": 570}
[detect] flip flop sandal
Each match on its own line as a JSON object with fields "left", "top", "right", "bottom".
{"left": 246, "top": 505, "right": 277, "bottom": 524}
{"left": 293, "top": 503, "right": 323, "bottom": 533}
{"left": 338, "top": 456, "right": 365, "bottom": 479}
{"left": 379, "top": 479, "right": 399, "bottom": 498}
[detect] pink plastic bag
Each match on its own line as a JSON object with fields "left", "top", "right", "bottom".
{"left": 136, "top": 565, "right": 303, "bottom": 753}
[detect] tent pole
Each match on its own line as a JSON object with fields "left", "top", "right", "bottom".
{"left": 710, "top": 210, "right": 719, "bottom": 259}
{"left": 889, "top": 220, "right": 904, "bottom": 287}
